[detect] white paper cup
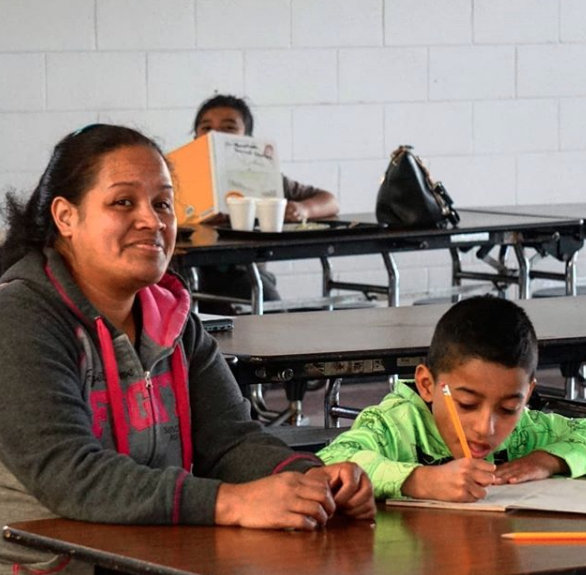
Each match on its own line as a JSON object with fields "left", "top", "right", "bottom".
{"left": 256, "top": 198, "right": 287, "bottom": 232}
{"left": 227, "top": 197, "right": 256, "bottom": 231}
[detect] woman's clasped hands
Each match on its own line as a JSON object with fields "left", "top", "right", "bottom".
{"left": 215, "top": 462, "right": 375, "bottom": 530}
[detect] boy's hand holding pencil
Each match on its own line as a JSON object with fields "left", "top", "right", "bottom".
{"left": 401, "top": 458, "right": 497, "bottom": 502}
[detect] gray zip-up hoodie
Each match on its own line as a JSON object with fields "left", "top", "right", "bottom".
{"left": 0, "top": 249, "right": 320, "bottom": 574}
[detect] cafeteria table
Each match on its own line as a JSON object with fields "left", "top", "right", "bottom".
{"left": 174, "top": 209, "right": 583, "bottom": 314}
{"left": 215, "top": 296, "right": 586, "bottom": 426}
{"left": 5, "top": 505, "right": 586, "bottom": 575}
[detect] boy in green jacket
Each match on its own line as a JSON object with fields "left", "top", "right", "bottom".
{"left": 318, "top": 296, "right": 586, "bottom": 502}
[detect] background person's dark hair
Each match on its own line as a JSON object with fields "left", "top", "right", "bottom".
{"left": 426, "top": 296, "right": 538, "bottom": 379}
{"left": 193, "top": 94, "right": 254, "bottom": 136}
{"left": 0, "top": 124, "right": 167, "bottom": 274}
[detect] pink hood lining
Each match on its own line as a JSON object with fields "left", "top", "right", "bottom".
{"left": 138, "top": 274, "right": 191, "bottom": 348}
{"left": 45, "top": 261, "right": 192, "bottom": 349}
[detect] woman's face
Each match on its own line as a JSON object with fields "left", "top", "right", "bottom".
{"left": 55, "top": 145, "right": 176, "bottom": 297}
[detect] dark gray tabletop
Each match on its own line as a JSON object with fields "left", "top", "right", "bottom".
{"left": 215, "top": 296, "right": 586, "bottom": 382}
{"left": 463, "top": 203, "right": 586, "bottom": 221}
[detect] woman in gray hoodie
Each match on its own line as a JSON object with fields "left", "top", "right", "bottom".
{"left": 0, "top": 124, "right": 373, "bottom": 575}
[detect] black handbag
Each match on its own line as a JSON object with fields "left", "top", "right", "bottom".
{"left": 375, "top": 145, "right": 460, "bottom": 229}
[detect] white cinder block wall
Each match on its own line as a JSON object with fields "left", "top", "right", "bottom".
{"left": 1, "top": 0, "right": 586, "bottom": 302}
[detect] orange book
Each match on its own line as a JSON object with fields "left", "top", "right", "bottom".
{"left": 167, "top": 132, "right": 284, "bottom": 226}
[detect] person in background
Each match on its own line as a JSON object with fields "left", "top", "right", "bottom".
{"left": 0, "top": 124, "right": 374, "bottom": 575}
{"left": 192, "top": 94, "right": 340, "bottom": 314}
{"left": 318, "top": 296, "right": 586, "bottom": 502}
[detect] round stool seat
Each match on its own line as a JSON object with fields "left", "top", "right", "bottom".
{"left": 412, "top": 297, "right": 461, "bottom": 306}
{"left": 532, "top": 286, "right": 586, "bottom": 298}
{"left": 412, "top": 293, "right": 501, "bottom": 306}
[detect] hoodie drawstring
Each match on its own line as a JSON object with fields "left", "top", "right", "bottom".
{"left": 95, "top": 318, "right": 130, "bottom": 456}
{"left": 171, "top": 347, "right": 193, "bottom": 471}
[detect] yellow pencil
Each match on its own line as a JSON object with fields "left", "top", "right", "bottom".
{"left": 502, "top": 532, "right": 586, "bottom": 542}
{"left": 440, "top": 383, "right": 472, "bottom": 459}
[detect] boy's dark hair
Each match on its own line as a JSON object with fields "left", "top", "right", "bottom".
{"left": 0, "top": 124, "right": 167, "bottom": 273}
{"left": 192, "top": 94, "right": 254, "bottom": 136}
{"left": 426, "top": 296, "right": 538, "bottom": 378}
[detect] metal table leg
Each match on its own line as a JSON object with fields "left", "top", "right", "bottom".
{"left": 324, "top": 378, "right": 361, "bottom": 428}
{"left": 382, "top": 252, "right": 400, "bottom": 306}
{"left": 450, "top": 247, "right": 462, "bottom": 292}
{"left": 513, "top": 244, "right": 530, "bottom": 299}
{"left": 565, "top": 252, "right": 577, "bottom": 296}
{"left": 189, "top": 267, "right": 200, "bottom": 313}
{"left": 247, "top": 263, "right": 264, "bottom": 315}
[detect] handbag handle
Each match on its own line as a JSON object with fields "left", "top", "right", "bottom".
{"left": 390, "top": 145, "right": 460, "bottom": 227}
{"left": 391, "top": 145, "right": 436, "bottom": 190}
